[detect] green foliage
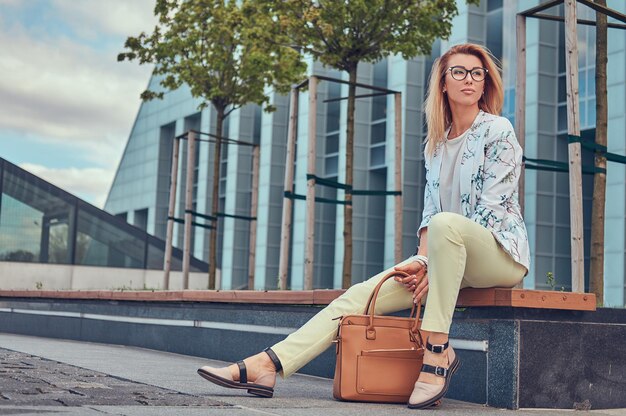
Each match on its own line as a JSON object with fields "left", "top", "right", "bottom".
{"left": 35, "top": 281, "right": 43, "bottom": 290}
{"left": 264, "top": 0, "right": 480, "bottom": 72}
{"left": 118, "top": 0, "right": 306, "bottom": 114}
{"left": 546, "top": 271, "right": 555, "bottom": 290}
{"left": 0, "top": 249, "right": 36, "bottom": 262}
{"left": 546, "top": 271, "right": 565, "bottom": 292}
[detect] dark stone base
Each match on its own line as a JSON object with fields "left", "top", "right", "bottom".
{"left": 0, "top": 298, "right": 624, "bottom": 409}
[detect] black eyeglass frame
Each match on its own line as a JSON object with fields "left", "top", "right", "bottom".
{"left": 447, "top": 66, "right": 489, "bottom": 82}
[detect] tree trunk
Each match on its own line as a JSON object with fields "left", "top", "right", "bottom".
{"left": 209, "top": 108, "right": 225, "bottom": 290}
{"left": 590, "top": 0, "right": 607, "bottom": 305}
{"left": 342, "top": 65, "right": 357, "bottom": 289}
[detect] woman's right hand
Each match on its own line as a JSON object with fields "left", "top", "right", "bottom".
{"left": 394, "top": 261, "right": 428, "bottom": 300}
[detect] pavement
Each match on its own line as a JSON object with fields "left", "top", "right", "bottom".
{"left": 0, "top": 333, "right": 624, "bottom": 416}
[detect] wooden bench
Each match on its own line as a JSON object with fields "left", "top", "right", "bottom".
{"left": 0, "top": 288, "right": 596, "bottom": 311}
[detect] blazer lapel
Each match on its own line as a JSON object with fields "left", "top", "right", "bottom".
{"left": 430, "top": 140, "right": 444, "bottom": 212}
{"left": 459, "top": 111, "right": 485, "bottom": 215}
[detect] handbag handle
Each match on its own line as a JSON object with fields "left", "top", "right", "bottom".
{"left": 363, "top": 270, "right": 423, "bottom": 343}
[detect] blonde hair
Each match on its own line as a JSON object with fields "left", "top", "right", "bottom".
{"left": 423, "top": 43, "right": 503, "bottom": 156}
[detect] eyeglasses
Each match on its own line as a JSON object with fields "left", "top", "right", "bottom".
{"left": 447, "top": 66, "right": 488, "bottom": 82}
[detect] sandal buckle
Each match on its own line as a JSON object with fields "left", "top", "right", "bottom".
{"left": 434, "top": 366, "right": 448, "bottom": 377}
{"left": 431, "top": 344, "right": 445, "bottom": 354}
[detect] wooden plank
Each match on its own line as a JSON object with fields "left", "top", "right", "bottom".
{"left": 456, "top": 288, "right": 595, "bottom": 311}
{"left": 312, "top": 289, "right": 345, "bottom": 305}
{"left": 248, "top": 145, "right": 260, "bottom": 290}
{"left": 515, "top": 13, "right": 526, "bottom": 216}
{"left": 565, "top": 0, "right": 585, "bottom": 292}
{"left": 507, "top": 289, "right": 595, "bottom": 311}
{"left": 455, "top": 288, "right": 499, "bottom": 306}
{"left": 279, "top": 88, "right": 299, "bottom": 290}
{"left": 394, "top": 92, "right": 403, "bottom": 263}
{"left": 182, "top": 290, "right": 316, "bottom": 304}
{"left": 0, "top": 288, "right": 596, "bottom": 311}
{"left": 163, "top": 137, "right": 180, "bottom": 289}
{"left": 182, "top": 131, "right": 197, "bottom": 289}
{"left": 304, "top": 76, "right": 318, "bottom": 290}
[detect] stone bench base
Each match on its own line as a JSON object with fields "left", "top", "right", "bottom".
{"left": 1, "top": 290, "right": 619, "bottom": 409}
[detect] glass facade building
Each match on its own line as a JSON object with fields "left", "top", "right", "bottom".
{"left": 105, "top": 0, "right": 626, "bottom": 306}
{"left": 0, "top": 157, "right": 207, "bottom": 272}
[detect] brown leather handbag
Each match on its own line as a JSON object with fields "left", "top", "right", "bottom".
{"left": 332, "top": 270, "right": 425, "bottom": 403}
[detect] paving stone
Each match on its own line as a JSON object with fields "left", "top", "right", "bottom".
{"left": 0, "top": 348, "right": 227, "bottom": 408}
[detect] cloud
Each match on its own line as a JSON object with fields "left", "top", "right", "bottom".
{"left": 51, "top": 0, "right": 157, "bottom": 39}
{"left": 0, "top": 1, "right": 157, "bottom": 166}
{"left": 19, "top": 163, "right": 114, "bottom": 208}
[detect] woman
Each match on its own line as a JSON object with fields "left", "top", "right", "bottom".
{"left": 197, "top": 43, "right": 530, "bottom": 409}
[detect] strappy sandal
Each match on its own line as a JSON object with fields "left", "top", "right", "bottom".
{"left": 407, "top": 339, "right": 460, "bottom": 409}
{"left": 197, "top": 347, "right": 282, "bottom": 398}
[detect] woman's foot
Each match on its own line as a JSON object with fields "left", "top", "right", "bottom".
{"left": 408, "top": 339, "right": 459, "bottom": 408}
{"left": 197, "top": 349, "right": 280, "bottom": 397}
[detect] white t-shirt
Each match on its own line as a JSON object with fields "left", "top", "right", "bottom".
{"left": 439, "top": 128, "right": 469, "bottom": 214}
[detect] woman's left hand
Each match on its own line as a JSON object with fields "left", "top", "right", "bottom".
{"left": 394, "top": 261, "right": 428, "bottom": 303}
{"left": 411, "top": 274, "right": 429, "bottom": 304}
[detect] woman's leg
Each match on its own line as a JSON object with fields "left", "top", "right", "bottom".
{"left": 272, "top": 257, "right": 415, "bottom": 378}
{"left": 410, "top": 212, "right": 526, "bottom": 408}
{"left": 199, "top": 257, "right": 416, "bottom": 390}
{"left": 421, "top": 212, "right": 526, "bottom": 334}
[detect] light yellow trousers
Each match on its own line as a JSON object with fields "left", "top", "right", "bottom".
{"left": 272, "top": 212, "right": 527, "bottom": 378}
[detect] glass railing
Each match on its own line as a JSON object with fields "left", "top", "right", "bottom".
{"left": 0, "top": 158, "right": 208, "bottom": 272}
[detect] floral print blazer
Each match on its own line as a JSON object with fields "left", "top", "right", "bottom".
{"left": 418, "top": 110, "right": 530, "bottom": 270}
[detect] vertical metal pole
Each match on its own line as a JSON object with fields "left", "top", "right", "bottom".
{"left": 304, "top": 76, "right": 318, "bottom": 290}
{"left": 516, "top": 13, "right": 527, "bottom": 215}
{"left": 514, "top": 13, "right": 527, "bottom": 290}
{"left": 565, "top": 0, "right": 585, "bottom": 292}
{"left": 393, "top": 92, "right": 403, "bottom": 264}
{"left": 182, "top": 131, "right": 197, "bottom": 289}
{"left": 279, "top": 88, "right": 299, "bottom": 290}
{"left": 248, "top": 145, "right": 260, "bottom": 290}
{"left": 163, "top": 137, "right": 180, "bottom": 289}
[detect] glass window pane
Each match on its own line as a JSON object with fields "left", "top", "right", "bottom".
{"left": 0, "top": 168, "right": 74, "bottom": 264}
{"left": 76, "top": 210, "right": 145, "bottom": 268}
{"left": 578, "top": 32, "right": 587, "bottom": 68}
{"left": 588, "top": 29, "right": 596, "bottom": 65}
{"left": 325, "top": 155, "right": 338, "bottom": 176}
{"left": 370, "top": 145, "right": 385, "bottom": 167}
{"left": 326, "top": 101, "right": 340, "bottom": 133}
{"left": 558, "top": 105, "right": 567, "bottom": 132}
{"left": 558, "top": 75, "right": 566, "bottom": 103}
{"left": 0, "top": 194, "right": 41, "bottom": 262}
{"left": 558, "top": 24, "right": 566, "bottom": 73}
{"left": 326, "top": 82, "right": 341, "bottom": 133}
{"left": 373, "top": 60, "right": 387, "bottom": 87}
{"left": 487, "top": 0, "right": 502, "bottom": 11}
{"left": 326, "top": 133, "right": 339, "bottom": 154}
{"left": 588, "top": 99, "right": 596, "bottom": 127}
{"left": 371, "top": 95, "right": 386, "bottom": 120}
{"left": 371, "top": 122, "right": 386, "bottom": 144}
{"left": 487, "top": 9, "right": 503, "bottom": 61}
{"left": 587, "top": 68, "right": 595, "bottom": 98}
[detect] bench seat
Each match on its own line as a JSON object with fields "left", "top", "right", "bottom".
{"left": 0, "top": 287, "right": 596, "bottom": 311}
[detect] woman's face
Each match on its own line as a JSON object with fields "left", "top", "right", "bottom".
{"left": 443, "top": 53, "right": 486, "bottom": 108}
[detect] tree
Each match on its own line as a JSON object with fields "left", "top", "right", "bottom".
{"left": 590, "top": 0, "right": 607, "bottom": 305}
{"left": 264, "top": 0, "right": 479, "bottom": 289}
{"left": 119, "top": 0, "right": 306, "bottom": 289}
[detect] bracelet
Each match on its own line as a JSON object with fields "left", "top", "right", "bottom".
{"left": 415, "top": 254, "right": 428, "bottom": 267}
{"left": 410, "top": 254, "right": 428, "bottom": 270}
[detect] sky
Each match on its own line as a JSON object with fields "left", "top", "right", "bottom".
{"left": 0, "top": 0, "right": 157, "bottom": 208}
